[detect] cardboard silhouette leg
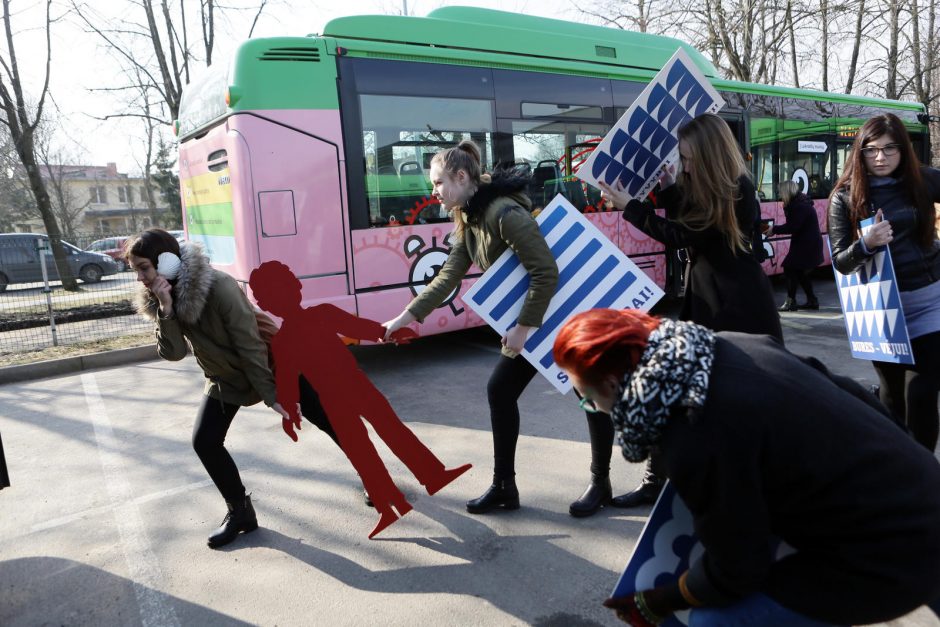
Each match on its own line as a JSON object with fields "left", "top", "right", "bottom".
{"left": 361, "top": 387, "right": 472, "bottom": 495}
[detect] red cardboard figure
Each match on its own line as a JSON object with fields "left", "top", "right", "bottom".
{"left": 249, "top": 261, "right": 471, "bottom": 539}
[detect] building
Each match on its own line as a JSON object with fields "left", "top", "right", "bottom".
{"left": 12, "top": 162, "right": 170, "bottom": 236}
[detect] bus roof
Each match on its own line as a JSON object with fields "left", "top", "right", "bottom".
{"left": 322, "top": 6, "right": 718, "bottom": 78}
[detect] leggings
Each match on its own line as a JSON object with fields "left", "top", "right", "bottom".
{"left": 784, "top": 267, "right": 816, "bottom": 300}
{"left": 192, "top": 375, "right": 338, "bottom": 504}
{"left": 487, "top": 354, "right": 606, "bottom": 479}
{"left": 872, "top": 330, "right": 940, "bottom": 452}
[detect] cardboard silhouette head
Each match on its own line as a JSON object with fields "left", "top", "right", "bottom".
{"left": 249, "top": 260, "right": 302, "bottom": 317}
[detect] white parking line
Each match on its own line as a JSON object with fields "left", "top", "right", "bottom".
{"left": 82, "top": 373, "right": 180, "bottom": 627}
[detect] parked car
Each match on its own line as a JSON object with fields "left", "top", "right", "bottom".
{"left": 86, "top": 236, "right": 130, "bottom": 271}
{"left": 167, "top": 230, "right": 185, "bottom": 242}
{"left": 0, "top": 233, "right": 120, "bottom": 292}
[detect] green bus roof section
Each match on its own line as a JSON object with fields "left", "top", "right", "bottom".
{"left": 323, "top": 6, "right": 718, "bottom": 78}
{"left": 180, "top": 6, "right": 925, "bottom": 139}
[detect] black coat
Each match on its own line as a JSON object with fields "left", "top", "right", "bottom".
{"left": 623, "top": 177, "right": 782, "bottom": 340}
{"left": 661, "top": 333, "right": 940, "bottom": 624}
{"left": 828, "top": 166, "right": 940, "bottom": 291}
{"left": 771, "top": 193, "right": 823, "bottom": 270}
{"left": 0, "top": 431, "right": 8, "bottom": 489}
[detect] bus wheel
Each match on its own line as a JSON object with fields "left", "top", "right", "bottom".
{"left": 79, "top": 264, "right": 103, "bottom": 283}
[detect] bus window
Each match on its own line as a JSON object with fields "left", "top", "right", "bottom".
{"left": 504, "top": 119, "right": 606, "bottom": 213}
{"left": 359, "top": 94, "right": 494, "bottom": 226}
{"left": 749, "top": 116, "right": 776, "bottom": 201}
{"left": 778, "top": 131, "right": 833, "bottom": 199}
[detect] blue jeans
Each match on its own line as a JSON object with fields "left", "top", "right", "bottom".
{"left": 688, "top": 593, "right": 843, "bottom": 627}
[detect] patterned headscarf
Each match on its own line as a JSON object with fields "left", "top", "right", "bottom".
{"left": 610, "top": 319, "right": 717, "bottom": 462}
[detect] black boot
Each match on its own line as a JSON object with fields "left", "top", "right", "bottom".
{"left": 799, "top": 296, "right": 819, "bottom": 310}
{"left": 569, "top": 475, "right": 612, "bottom": 518}
{"left": 466, "top": 477, "right": 519, "bottom": 514}
{"left": 611, "top": 462, "right": 664, "bottom": 509}
{"left": 778, "top": 297, "right": 797, "bottom": 312}
{"left": 207, "top": 494, "right": 258, "bottom": 549}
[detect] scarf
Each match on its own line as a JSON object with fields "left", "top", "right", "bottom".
{"left": 610, "top": 319, "right": 717, "bottom": 463}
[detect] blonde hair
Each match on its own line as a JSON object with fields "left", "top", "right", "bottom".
{"left": 430, "top": 140, "right": 490, "bottom": 238}
{"left": 778, "top": 180, "right": 800, "bottom": 206}
{"left": 676, "top": 114, "right": 750, "bottom": 254}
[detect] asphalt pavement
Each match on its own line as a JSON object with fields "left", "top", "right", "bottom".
{"left": 0, "top": 274, "right": 938, "bottom": 626}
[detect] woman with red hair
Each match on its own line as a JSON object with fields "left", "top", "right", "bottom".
{"left": 554, "top": 308, "right": 940, "bottom": 626}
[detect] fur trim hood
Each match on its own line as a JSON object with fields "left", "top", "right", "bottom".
{"left": 464, "top": 168, "right": 532, "bottom": 223}
{"left": 135, "top": 241, "right": 216, "bottom": 325}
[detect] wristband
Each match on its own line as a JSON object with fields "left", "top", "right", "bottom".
{"left": 634, "top": 591, "right": 667, "bottom": 625}
{"left": 678, "top": 571, "right": 703, "bottom": 607}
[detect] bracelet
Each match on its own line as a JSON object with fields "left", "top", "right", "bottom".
{"left": 634, "top": 591, "right": 667, "bottom": 625}
{"left": 678, "top": 571, "right": 703, "bottom": 607}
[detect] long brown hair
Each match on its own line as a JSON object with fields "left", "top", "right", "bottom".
{"left": 675, "top": 113, "right": 750, "bottom": 255}
{"left": 829, "top": 113, "right": 934, "bottom": 246}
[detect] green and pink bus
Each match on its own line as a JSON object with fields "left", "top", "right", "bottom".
{"left": 175, "top": 6, "right": 930, "bottom": 335}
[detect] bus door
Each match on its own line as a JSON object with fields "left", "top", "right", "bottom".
{"left": 230, "top": 114, "right": 351, "bottom": 309}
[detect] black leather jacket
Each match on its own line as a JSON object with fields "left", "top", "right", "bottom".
{"left": 828, "top": 166, "right": 940, "bottom": 291}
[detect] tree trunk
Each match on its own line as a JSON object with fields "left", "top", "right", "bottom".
{"left": 787, "top": 0, "right": 799, "bottom": 88}
{"left": 845, "top": 0, "right": 866, "bottom": 93}
{"left": 886, "top": 0, "right": 900, "bottom": 99}
{"left": 821, "top": 0, "right": 829, "bottom": 91}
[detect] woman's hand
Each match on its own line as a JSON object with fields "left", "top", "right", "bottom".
{"left": 149, "top": 275, "right": 174, "bottom": 316}
{"left": 863, "top": 208, "right": 893, "bottom": 249}
{"left": 598, "top": 180, "right": 630, "bottom": 211}
{"left": 502, "top": 324, "right": 533, "bottom": 356}
{"left": 382, "top": 310, "right": 417, "bottom": 341}
{"left": 658, "top": 162, "right": 677, "bottom": 189}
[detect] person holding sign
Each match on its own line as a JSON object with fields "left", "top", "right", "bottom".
{"left": 554, "top": 308, "right": 940, "bottom": 627}
{"left": 383, "top": 141, "right": 571, "bottom": 515}
{"left": 828, "top": 113, "right": 940, "bottom": 452}
{"left": 599, "top": 113, "right": 782, "bottom": 508}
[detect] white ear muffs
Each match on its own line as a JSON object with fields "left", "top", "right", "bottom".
{"left": 156, "top": 252, "right": 182, "bottom": 280}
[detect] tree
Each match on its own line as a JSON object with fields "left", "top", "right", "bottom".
{"left": 151, "top": 135, "right": 180, "bottom": 228}
{"left": 0, "top": 0, "right": 79, "bottom": 289}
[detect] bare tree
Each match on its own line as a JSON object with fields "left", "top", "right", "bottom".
{"left": 34, "top": 126, "right": 92, "bottom": 241}
{"left": 0, "top": 0, "right": 81, "bottom": 289}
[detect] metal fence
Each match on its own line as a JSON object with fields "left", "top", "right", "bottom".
{"left": 0, "top": 232, "right": 152, "bottom": 357}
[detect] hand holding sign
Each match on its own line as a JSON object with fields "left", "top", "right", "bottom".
{"left": 576, "top": 48, "right": 724, "bottom": 203}
{"left": 863, "top": 209, "right": 893, "bottom": 249}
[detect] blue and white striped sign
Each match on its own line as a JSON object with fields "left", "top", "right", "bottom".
{"left": 463, "top": 194, "right": 664, "bottom": 394}
{"left": 831, "top": 218, "right": 914, "bottom": 365}
{"left": 576, "top": 47, "right": 725, "bottom": 202}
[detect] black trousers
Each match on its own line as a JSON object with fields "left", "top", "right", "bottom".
{"left": 872, "top": 329, "right": 940, "bottom": 452}
{"left": 192, "top": 375, "right": 338, "bottom": 504}
{"left": 783, "top": 266, "right": 816, "bottom": 301}
{"left": 487, "top": 354, "right": 605, "bottom": 480}
{"left": 0, "top": 431, "right": 9, "bottom": 489}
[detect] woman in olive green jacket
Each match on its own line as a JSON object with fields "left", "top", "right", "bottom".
{"left": 384, "top": 141, "right": 563, "bottom": 514}
{"left": 129, "top": 229, "right": 339, "bottom": 548}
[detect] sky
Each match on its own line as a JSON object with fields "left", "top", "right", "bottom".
{"left": 9, "top": 0, "right": 585, "bottom": 176}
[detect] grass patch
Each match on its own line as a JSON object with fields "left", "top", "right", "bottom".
{"left": 0, "top": 332, "right": 152, "bottom": 368}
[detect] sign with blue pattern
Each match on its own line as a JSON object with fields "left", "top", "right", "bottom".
{"left": 463, "top": 194, "right": 664, "bottom": 394}
{"left": 831, "top": 218, "right": 914, "bottom": 365}
{"left": 613, "top": 482, "right": 793, "bottom": 626}
{"left": 576, "top": 48, "right": 725, "bottom": 200}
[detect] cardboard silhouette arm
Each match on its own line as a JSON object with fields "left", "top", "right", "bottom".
{"left": 270, "top": 341, "right": 302, "bottom": 441}
{"left": 314, "top": 304, "right": 388, "bottom": 342}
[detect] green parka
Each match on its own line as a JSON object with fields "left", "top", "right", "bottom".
{"left": 135, "top": 243, "right": 277, "bottom": 407}
{"left": 407, "top": 171, "right": 558, "bottom": 345}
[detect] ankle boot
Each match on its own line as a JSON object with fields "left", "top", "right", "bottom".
{"left": 569, "top": 475, "right": 612, "bottom": 518}
{"left": 207, "top": 494, "right": 258, "bottom": 549}
{"left": 800, "top": 296, "right": 819, "bottom": 310}
{"left": 466, "top": 477, "right": 519, "bottom": 514}
{"left": 778, "top": 298, "right": 797, "bottom": 312}
{"left": 611, "top": 462, "right": 665, "bottom": 509}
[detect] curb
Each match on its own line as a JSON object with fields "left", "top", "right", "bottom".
{"left": 0, "top": 345, "right": 159, "bottom": 386}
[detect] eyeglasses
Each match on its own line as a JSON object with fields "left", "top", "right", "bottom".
{"left": 861, "top": 143, "right": 901, "bottom": 158}
{"left": 578, "top": 396, "right": 601, "bottom": 413}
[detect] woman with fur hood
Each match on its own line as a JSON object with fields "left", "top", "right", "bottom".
{"left": 129, "top": 228, "right": 341, "bottom": 548}
{"left": 384, "top": 141, "right": 574, "bottom": 514}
